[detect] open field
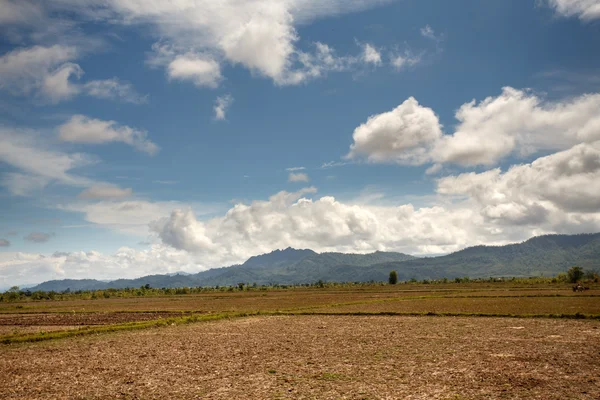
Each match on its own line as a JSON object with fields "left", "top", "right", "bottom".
{"left": 1, "top": 282, "right": 599, "bottom": 399}
{"left": 1, "top": 315, "right": 599, "bottom": 399}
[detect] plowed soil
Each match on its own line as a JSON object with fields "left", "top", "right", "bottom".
{"left": 0, "top": 312, "right": 187, "bottom": 326}
{"left": 1, "top": 315, "right": 599, "bottom": 399}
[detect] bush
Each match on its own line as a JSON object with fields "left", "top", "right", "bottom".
{"left": 388, "top": 270, "right": 398, "bottom": 285}
{"left": 567, "top": 266, "right": 584, "bottom": 283}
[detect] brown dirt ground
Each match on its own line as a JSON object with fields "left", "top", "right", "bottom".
{"left": 1, "top": 315, "right": 599, "bottom": 400}
{"left": 0, "top": 312, "right": 187, "bottom": 326}
{"left": 2, "top": 287, "right": 596, "bottom": 315}
{"left": 316, "top": 296, "right": 600, "bottom": 315}
{"left": 0, "top": 325, "right": 81, "bottom": 336}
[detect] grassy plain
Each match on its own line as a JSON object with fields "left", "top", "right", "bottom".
{"left": 1, "top": 282, "right": 599, "bottom": 399}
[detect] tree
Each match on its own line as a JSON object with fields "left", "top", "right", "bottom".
{"left": 567, "top": 266, "right": 584, "bottom": 283}
{"left": 388, "top": 270, "right": 398, "bottom": 285}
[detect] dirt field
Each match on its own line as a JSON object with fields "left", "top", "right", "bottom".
{"left": 1, "top": 283, "right": 599, "bottom": 398}
{"left": 2, "top": 285, "right": 595, "bottom": 314}
{"left": 314, "top": 296, "right": 600, "bottom": 316}
{"left": 0, "top": 312, "right": 190, "bottom": 336}
{"left": 1, "top": 315, "right": 599, "bottom": 399}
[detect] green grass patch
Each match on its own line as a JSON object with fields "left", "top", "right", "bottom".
{"left": 0, "top": 312, "right": 256, "bottom": 345}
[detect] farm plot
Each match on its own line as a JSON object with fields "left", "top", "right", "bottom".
{"left": 1, "top": 315, "right": 598, "bottom": 399}
{"left": 312, "top": 296, "right": 600, "bottom": 316}
{"left": 0, "top": 312, "right": 188, "bottom": 337}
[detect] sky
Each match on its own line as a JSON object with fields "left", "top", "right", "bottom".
{"left": 0, "top": 0, "right": 599, "bottom": 289}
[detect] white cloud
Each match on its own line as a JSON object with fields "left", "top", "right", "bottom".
{"left": 361, "top": 43, "right": 382, "bottom": 65}
{"left": 0, "top": 126, "right": 145, "bottom": 198}
{"left": 281, "top": 42, "right": 358, "bottom": 84}
{"left": 83, "top": 78, "right": 147, "bottom": 104}
{"left": 61, "top": 199, "right": 220, "bottom": 237}
{"left": 420, "top": 24, "right": 437, "bottom": 40}
{"left": 6, "top": 1, "right": 392, "bottom": 87}
{"left": 0, "top": 45, "right": 79, "bottom": 102}
{"left": 0, "top": 0, "right": 45, "bottom": 26}
{"left": 346, "top": 97, "right": 443, "bottom": 165}
{"left": 0, "top": 128, "right": 94, "bottom": 195}
{"left": 58, "top": 115, "right": 159, "bottom": 155}
{"left": 347, "top": 87, "right": 600, "bottom": 167}
{"left": 390, "top": 51, "right": 421, "bottom": 70}
{"left": 288, "top": 172, "right": 310, "bottom": 182}
{"left": 0, "top": 245, "right": 203, "bottom": 288}
{"left": 286, "top": 166, "right": 306, "bottom": 171}
{"left": 547, "top": 0, "right": 600, "bottom": 20}
{"left": 146, "top": 187, "right": 508, "bottom": 267}
{"left": 214, "top": 94, "right": 233, "bottom": 120}
{"left": 168, "top": 53, "right": 222, "bottom": 88}
{"left": 40, "top": 62, "right": 83, "bottom": 102}
{"left": 78, "top": 184, "right": 133, "bottom": 200}
{"left": 320, "top": 160, "right": 349, "bottom": 169}
{"left": 437, "top": 141, "right": 600, "bottom": 218}
{"left": 436, "top": 87, "right": 600, "bottom": 166}
{"left": 0, "top": 44, "right": 146, "bottom": 103}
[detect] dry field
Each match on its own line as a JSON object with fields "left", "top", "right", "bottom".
{"left": 1, "top": 283, "right": 599, "bottom": 399}
{"left": 1, "top": 315, "right": 599, "bottom": 399}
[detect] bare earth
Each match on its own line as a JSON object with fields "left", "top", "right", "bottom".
{"left": 1, "top": 315, "right": 599, "bottom": 400}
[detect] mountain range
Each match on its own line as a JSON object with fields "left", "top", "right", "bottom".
{"left": 26, "top": 233, "right": 600, "bottom": 292}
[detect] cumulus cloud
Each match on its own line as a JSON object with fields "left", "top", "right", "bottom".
{"left": 147, "top": 187, "right": 508, "bottom": 267}
{"left": 288, "top": 172, "right": 310, "bottom": 182}
{"left": 214, "top": 94, "right": 233, "bottom": 120}
{"left": 4, "top": 1, "right": 393, "bottom": 87}
{"left": 547, "top": 0, "right": 600, "bottom": 20}
{"left": 78, "top": 184, "right": 133, "bottom": 200}
{"left": 167, "top": 53, "right": 222, "bottom": 88}
{"left": 58, "top": 115, "right": 159, "bottom": 155}
{"left": 346, "top": 97, "right": 443, "bottom": 165}
{"left": 0, "top": 239, "right": 10, "bottom": 247}
{"left": 438, "top": 141, "right": 600, "bottom": 219}
{"left": 347, "top": 87, "right": 600, "bottom": 167}
{"left": 24, "top": 232, "right": 54, "bottom": 243}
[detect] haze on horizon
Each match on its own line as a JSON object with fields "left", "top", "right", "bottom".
{"left": 1, "top": 0, "right": 600, "bottom": 288}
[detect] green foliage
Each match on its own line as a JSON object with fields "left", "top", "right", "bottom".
{"left": 567, "top": 266, "right": 584, "bottom": 283}
{"left": 388, "top": 270, "right": 398, "bottom": 285}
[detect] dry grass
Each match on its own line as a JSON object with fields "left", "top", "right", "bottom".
{"left": 1, "top": 315, "right": 598, "bottom": 399}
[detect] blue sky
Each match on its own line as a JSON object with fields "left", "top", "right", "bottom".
{"left": 1, "top": 0, "right": 600, "bottom": 288}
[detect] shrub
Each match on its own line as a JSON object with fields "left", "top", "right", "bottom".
{"left": 388, "top": 270, "right": 398, "bottom": 285}
{"left": 567, "top": 266, "right": 584, "bottom": 283}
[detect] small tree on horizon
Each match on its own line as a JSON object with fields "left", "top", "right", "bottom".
{"left": 388, "top": 270, "right": 398, "bottom": 285}
{"left": 567, "top": 266, "right": 584, "bottom": 283}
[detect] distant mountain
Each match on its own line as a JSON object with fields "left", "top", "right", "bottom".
{"left": 368, "top": 233, "right": 600, "bottom": 281}
{"left": 25, "top": 233, "right": 600, "bottom": 292}
{"left": 241, "top": 247, "right": 317, "bottom": 269}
